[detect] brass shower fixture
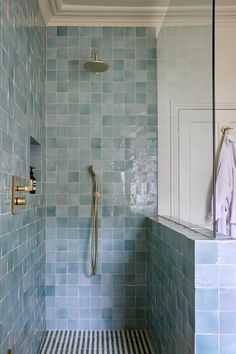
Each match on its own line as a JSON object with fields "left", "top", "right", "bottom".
{"left": 84, "top": 52, "right": 109, "bottom": 74}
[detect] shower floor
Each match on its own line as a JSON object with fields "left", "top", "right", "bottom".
{"left": 40, "top": 330, "right": 153, "bottom": 354}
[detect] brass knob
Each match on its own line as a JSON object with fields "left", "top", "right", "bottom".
{"left": 14, "top": 197, "right": 27, "bottom": 206}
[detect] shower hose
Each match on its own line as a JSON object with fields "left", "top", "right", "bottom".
{"left": 90, "top": 167, "right": 100, "bottom": 276}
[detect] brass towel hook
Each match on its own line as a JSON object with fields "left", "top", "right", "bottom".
{"left": 221, "top": 125, "right": 233, "bottom": 135}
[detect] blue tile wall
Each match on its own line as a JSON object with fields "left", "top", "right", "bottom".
{"left": 0, "top": 1, "right": 46, "bottom": 353}
{"left": 46, "top": 26, "right": 157, "bottom": 330}
{"left": 147, "top": 217, "right": 236, "bottom": 354}
{"left": 195, "top": 240, "right": 219, "bottom": 353}
{"left": 146, "top": 217, "right": 195, "bottom": 354}
{"left": 195, "top": 240, "right": 236, "bottom": 354}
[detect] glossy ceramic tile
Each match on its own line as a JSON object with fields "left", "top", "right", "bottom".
{"left": 146, "top": 216, "right": 236, "bottom": 354}
{"left": 146, "top": 217, "right": 195, "bottom": 354}
{"left": 46, "top": 26, "right": 157, "bottom": 330}
{"left": 0, "top": 0, "right": 46, "bottom": 353}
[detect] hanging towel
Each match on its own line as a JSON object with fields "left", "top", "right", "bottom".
{"left": 215, "top": 133, "right": 236, "bottom": 237}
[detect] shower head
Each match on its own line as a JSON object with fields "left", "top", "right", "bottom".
{"left": 83, "top": 53, "right": 109, "bottom": 74}
{"left": 90, "top": 165, "right": 96, "bottom": 177}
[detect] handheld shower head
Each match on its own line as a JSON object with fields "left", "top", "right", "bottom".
{"left": 90, "top": 165, "right": 96, "bottom": 177}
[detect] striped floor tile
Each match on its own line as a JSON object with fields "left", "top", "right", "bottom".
{"left": 40, "top": 330, "right": 154, "bottom": 354}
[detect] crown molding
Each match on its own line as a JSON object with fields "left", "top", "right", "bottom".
{"left": 38, "top": 0, "right": 167, "bottom": 29}
{"left": 38, "top": 1, "right": 236, "bottom": 30}
{"left": 38, "top": 0, "right": 53, "bottom": 24}
{"left": 48, "top": 8, "right": 167, "bottom": 27}
{"left": 216, "top": 5, "right": 236, "bottom": 27}
{"left": 161, "top": 5, "right": 236, "bottom": 27}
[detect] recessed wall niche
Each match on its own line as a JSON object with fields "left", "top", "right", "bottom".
{"left": 30, "top": 136, "right": 41, "bottom": 196}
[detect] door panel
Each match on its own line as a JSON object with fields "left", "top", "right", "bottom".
{"left": 177, "top": 108, "right": 236, "bottom": 227}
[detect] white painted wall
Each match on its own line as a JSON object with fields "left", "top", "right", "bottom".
{"left": 157, "top": 22, "right": 213, "bottom": 225}
{"left": 157, "top": 18, "right": 236, "bottom": 228}
{"left": 216, "top": 24, "right": 236, "bottom": 103}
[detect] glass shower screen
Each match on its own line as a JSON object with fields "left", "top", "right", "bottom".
{"left": 157, "top": 0, "right": 216, "bottom": 237}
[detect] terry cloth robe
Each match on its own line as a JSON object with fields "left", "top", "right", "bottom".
{"left": 215, "top": 133, "right": 236, "bottom": 237}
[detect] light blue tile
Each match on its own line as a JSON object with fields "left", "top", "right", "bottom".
{"left": 220, "top": 289, "right": 236, "bottom": 311}
{"left": 219, "top": 265, "right": 236, "bottom": 287}
{"left": 221, "top": 313, "right": 236, "bottom": 334}
{"left": 196, "top": 311, "right": 218, "bottom": 334}
{"left": 195, "top": 241, "right": 218, "bottom": 264}
{"left": 220, "top": 335, "right": 236, "bottom": 354}
{"left": 196, "top": 335, "right": 218, "bottom": 354}
{"left": 45, "top": 25, "right": 157, "bottom": 331}
{"left": 0, "top": 0, "right": 46, "bottom": 352}
{"left": 195, "top": 265, "right": 218, "bottom": 288}
{"left": 218, "top": 242, "right": 236, "bottom": 264}
{"left": 196, "top": 289, "right": 218, "bottom": 311}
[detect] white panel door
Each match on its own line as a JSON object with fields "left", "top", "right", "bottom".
{"left": 177, "top": 108, "right": 236, "bottom": 227}
{"left": 178, "top": 109, "right": 213, "bottom": 227}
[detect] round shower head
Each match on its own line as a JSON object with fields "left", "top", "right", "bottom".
{"left": 84, "top": 53, "right": 109, "bottom": 74}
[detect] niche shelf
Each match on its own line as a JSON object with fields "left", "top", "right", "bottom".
{"left": 30, "top": 136, "right": 41, "bottom": 188}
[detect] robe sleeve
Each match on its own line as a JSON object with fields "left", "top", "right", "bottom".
{"left": 215, "top": 136, "right": 233, "bottom": 234}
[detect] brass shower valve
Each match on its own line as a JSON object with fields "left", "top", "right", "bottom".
{"left": 12, "top": 176, "right": 33, "bottom": 213}
{"left": 15, "top": 179, "right": 33, "bottom": 192}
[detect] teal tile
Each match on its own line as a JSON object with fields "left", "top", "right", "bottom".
{"left": 68, "top": 93, "right": 80, "bottom": 103}
{"left": 136, "top": 60, "right": 146, "bottom": 70}
{"left": 57, "top": 71, "right": 67, "bottom": 81}
{"left": 91, "top": 138, "right": 102, "bottom": 148}
{"left": 136, "top": 28, "right": 146, "bottom": 37}
{"left": 91, "top": 38, "right": 102, "bottom": 47}
{"left": 114, "top": 60, "right": 124, "bottom": 70}
{"left": 2, "top": 132, "right": 13, "bottom": 154}
{"left": 114, "top": 28, "right": 124, "bottom": 37}
{"left": 101, "top": 27, "right": 113, "bottom": 38}
{"left": 91, "top": 149, "right": 101, "bottom": 160}
{"left": 80, "top": 104, "right": 90, "bottom": 115}
{"left": 79, "top": 27, "right": 91, "bottom": 36}
{"left": 125, "top": 28, "right": 136, "bottom": 37}
{"left": 44, "top": 25, "right": 157, "bottom": 332}
{"left": 57, "top": 48, "right": 67, "bottom": 58}
{"left": 68, "top": 71, "right": 79, "bottom": 81}
{"left": 68, "top": 27, "right": 79, "bottom": 36}
{"left": 57, "top": 82, "right": 68, "bottom": 92}
{"left": 68, "top": 172, "right": 79, "bottom": 182}
{"left": 57, "top": 27, "right": 68, "bottom": 36}
{"left": 68, "top": 60, "right": 79, "bottom": 71}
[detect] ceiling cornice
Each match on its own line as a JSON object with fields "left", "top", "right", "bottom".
{"left": 161, "top": 5, "right": 236, "bottom": 27}
{"left": 216, "top": 5, "right": 236, "bottom": 27}
{"left": 38, "top": 0, "right": 167, "bottom": 29}
{"left": 38, "top": 0, "right": 53, "bottom": 25}
{"left": 38, "top": 1, "right": 236, "bottom": 30}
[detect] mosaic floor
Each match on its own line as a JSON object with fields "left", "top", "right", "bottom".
{"left": 40, "top": 330, "right": 153, "bottom": 354}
